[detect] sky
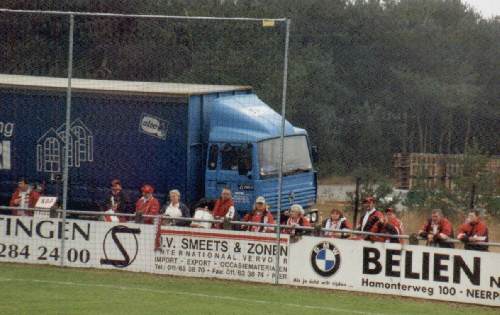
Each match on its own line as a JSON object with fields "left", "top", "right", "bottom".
{"left": 462, "top": 0, "right": 500, "bottom": 18}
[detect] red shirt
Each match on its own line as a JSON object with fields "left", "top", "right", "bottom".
{"left": 9, "top": 188, "right": 40, "bottom": 216}
{"left": 212, "top": 198, "right": 235, "bottom": 218}
{"left": 212, "top": 198, "right": 235, "bottom": 229}
{"left": 284, "top": 216, "right": 311, "bottom": 235}
{"left": 421, "top": 218, "right": 453, "bottom": 237}
{"left": 389, "top": 217, "right": 404, "bottom": 235}
{"left": 135, "top": 197, "right": 160, "bottom": 224}
{"left": 458, "top": 220, "right": 488, "bottom": 241}
{"left": 359, "top": 209, "right": 384, "bottom": 233}
{"left": 323, "top": 217, "right": 352, "bottom": 238}
{"left": 372, "top": 223, "right": 400, "bottom": 243}
{"left": 386, "top": 217, "right": 404, "bottom": 244}
{"left": 242, "top": 211, "right": 275, "bottom": 233}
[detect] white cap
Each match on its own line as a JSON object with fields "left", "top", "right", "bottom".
{"left": 290, "top": 204, "right": 304, "bottom": 215}
{"left": 255, "top": 196, "right": 266, "bottom": 204}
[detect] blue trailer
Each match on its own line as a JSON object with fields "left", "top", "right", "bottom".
{"left": 0, "top": 74, "right": 317, "bottom": 214}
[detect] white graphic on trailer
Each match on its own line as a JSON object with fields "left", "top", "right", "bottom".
{"left": 36, "top": 119, "right": 93, "bottom": 173}
{"left": 0, "top": 121, "right": 14, "bottom": 170}
{"left": 0, "top": 140, "right": 11, "bottom": 170}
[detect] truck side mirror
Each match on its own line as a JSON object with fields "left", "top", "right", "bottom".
{"left": 311, "top": 145, "right": 319, "bottom": 163}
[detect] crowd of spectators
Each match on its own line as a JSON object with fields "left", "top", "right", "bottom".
{"left": 5, "top": 178, "right": 491, "bottom": 252}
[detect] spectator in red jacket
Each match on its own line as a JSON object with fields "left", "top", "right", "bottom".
{"left": 385, "top": 208, "right": 404, "bottom": 243}
{"left": 369, "top": 210, "right": 402, "bottom": 244}
{"left": 284, "top": 204, "right": 310, "bottom": 236}
{"left": 323, "top": 208, "right": 352, "bottom": 238}
{"left": 212, "top": 187, "right": 236, "bottom": 229}
{"left": 135, "top": 184, "right": 160, "bottom": 224}
{"left": 357, "top": 196, "right": 384, "bottom": 241}
{"left": 241, "top": 196, "right": 275, "bottom": 233}
{"left": 9, "top": 178, "right": 40, "bottom": 216}
{"left": 457, "top": 209, "right": 489, "bottom": 251}
{"left": 418, "top": 209, "right": 454, "bottom": 248}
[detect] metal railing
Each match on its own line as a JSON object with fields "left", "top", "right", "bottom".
{"left": 1, "top": 205, "right": 498, "bottom": 247}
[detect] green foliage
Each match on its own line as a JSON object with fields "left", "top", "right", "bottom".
{"left": 345, "top": 169, "right": 403, "bottom": 212}
{"left": 0, "top": 0, "right": 498, "bottom": 176}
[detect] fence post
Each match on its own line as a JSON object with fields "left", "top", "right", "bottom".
{"left": 353, "top": 177, "right": 361, "bottom": 227}
{"left": 469, "top": 183, "right": 476, "bottom": 209}
{"left": 275, "top": 18, "right": 291, "bottom": 285}
{"left": 61, "top": 13, "right": 75, "bottom": 267}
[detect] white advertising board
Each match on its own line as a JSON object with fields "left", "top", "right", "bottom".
{"left": 1, "top": 215, "right": 498, "bottom": 307}
{"left": 0, "top": 215, "right": 154, "bottom": 272}
{"left": 288, "top": 236, "right": 500, "bottom": 307}
{"left": 153, "top": 226, "right": 289, "bottom": 283}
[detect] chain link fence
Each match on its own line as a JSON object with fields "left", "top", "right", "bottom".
{"left": 0, "top": 9, "right": 297, "bottom": 274}
{"left": 0, "top": 5, "right": 499, "bottom": 279}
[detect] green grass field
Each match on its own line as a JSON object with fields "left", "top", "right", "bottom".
{"left": 0, "top": 263, "right": 497, "bottom": 315}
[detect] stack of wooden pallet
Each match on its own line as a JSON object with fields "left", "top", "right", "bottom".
{"left": 392, "top": 153, "right": 499, "bottom": 190}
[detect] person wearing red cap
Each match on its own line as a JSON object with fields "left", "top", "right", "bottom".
{"left": 357, "top": 196, "right": 384, "bottom": 241}
{"left": 241, "top": 196, "right": 275, "bottom": 233}
{"left": 457, "top": 209, "right": 489, "bottom": 251}
{"left": 212, "top": 187, "right": 236, "bottom": 229}
{"left": 135, "top": 184, "right": 160, "bottom": 224}
{"left": 418, "top": 209, "right": 454, "bottom": 248}
{"left": 322, "top": 208, "right": 352, "bottom": 238}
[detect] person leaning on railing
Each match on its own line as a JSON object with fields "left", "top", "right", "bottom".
{"left": 190, "top": 199, "right": 214, "bottom": 229}
{"left": 283, "top": 204, "right": 311, "bottom": 236}
{"left": 212, "top": 187, "right": 236, "bottom": 229}
{"left": 385, "top": 208, "right": 404, "bottom": 234}
{"left": 322, "top": 208, "right": 351, "bottom": 238}
{"left": 9, "top": 178, "right": 40, "bottom": 216}
{"left": 418, "top": 209, "right": 454, "bottom": 248}
{"left": 369, "top": 211, "right": 401, "bottom": 243}
{"left": 457, "top": 209, "right": 489, "bottom": 252}
{"left": 241, "top": 196, "right": 275, "bottom": 233}
{"left": 355, "top": 196, "right": 384, "bottom": 241}
{"left": 160, "top": 189, "right": 190, "bottom": 226}
{"left": 134, "top": 184, "right": 160, "bottom": 224}
{"left": 101, "top": 179, "right": 131, "bottom": 223}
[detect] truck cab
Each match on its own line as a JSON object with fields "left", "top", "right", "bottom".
{"left": 204, "top": 94, "right": 317, "bottom": 214}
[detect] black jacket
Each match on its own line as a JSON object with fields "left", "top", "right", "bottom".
{"left": 161, "top": 202, "right": 191, "bottom": 226}
{"left": 101, "top": 190, "right": 132, "bottom": 214}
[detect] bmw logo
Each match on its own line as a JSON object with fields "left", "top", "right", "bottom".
{"left": 310, "top": 242, "right": 341, "bottom": 277}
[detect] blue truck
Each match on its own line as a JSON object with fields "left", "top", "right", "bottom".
{"left": 0, "top": 74, "right": 317, "bottom": 215}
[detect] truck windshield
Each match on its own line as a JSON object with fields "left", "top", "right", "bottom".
{"left": 258, "top": 135, "right": 312, "bottom": 177}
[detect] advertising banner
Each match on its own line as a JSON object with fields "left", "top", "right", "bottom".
{"left": 153, "top": 226, "right": 289, "bottom": 283}
{"left": 0, "top": 215, "right": 154, "bottom": 272}
{"left": 288, "top": 236, "right": 500, "bottom": 307}
{"left": 1, "top": 215, "right": 499, "bottom": 306}
{"left": 0, "top": 215, "right": 289, "bottom": 283}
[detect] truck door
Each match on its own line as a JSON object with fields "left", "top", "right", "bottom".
{"left": 220, "top": 143, "right": 254, "bottom": 212}
{"left": 206, "top": 143, "right": 254, "bottom": 212}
